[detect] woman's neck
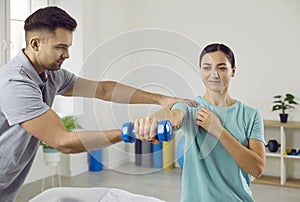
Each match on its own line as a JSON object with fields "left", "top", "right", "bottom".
{"left": 203, "top": 90, "right": 236, "bottom": 107}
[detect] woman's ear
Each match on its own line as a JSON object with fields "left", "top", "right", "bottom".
{"left": 231, "top": 66, "right": 236, "bottom": 77}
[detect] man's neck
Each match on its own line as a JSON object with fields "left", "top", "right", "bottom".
{"left": 23, "top": 48, "right": 45, "bottom": 75}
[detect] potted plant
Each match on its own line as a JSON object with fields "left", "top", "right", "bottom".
{"left": 272, "top": 93, "right": 298, "bottom": 123}
{"left": 40, "top": 115, "right": 81, "bottom": 165}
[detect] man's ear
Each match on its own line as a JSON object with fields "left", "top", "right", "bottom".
{"left": 30, "top": 37, "right": 40, "bottom": 51}
{"left": 231, "top": 66, "right": 236, "bottom": 77}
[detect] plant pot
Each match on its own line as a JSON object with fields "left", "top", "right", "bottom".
{"left": 279, "top": 113, "right": 288, "bottom": 123}
{"left": 43, "top": 148, "right": 61, "bottom": 166}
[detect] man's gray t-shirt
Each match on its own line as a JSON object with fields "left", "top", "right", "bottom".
{"left": 0, "top": 50, "right": 77, "bottom": 201}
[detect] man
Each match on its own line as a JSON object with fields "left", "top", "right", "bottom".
{"left": 0, "top": 6, "right": 196, "bottom": 201}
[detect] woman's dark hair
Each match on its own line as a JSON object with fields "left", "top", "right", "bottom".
{"left": 24, "top": 6, "right": 77, "bottom": 32}
{"left": 199, "top": 43, "right": 235, "bottom": 68}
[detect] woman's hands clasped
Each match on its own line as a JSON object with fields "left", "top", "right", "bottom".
{"left": 196, "top": 107, "right": 224, "bottom": 138}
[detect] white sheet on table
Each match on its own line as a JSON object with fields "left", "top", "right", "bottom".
{"left": 28, "top": 187, "right": 166, "bottom": 202}
{"left": 99, "top": 188, "right": 165, "bottom": 202}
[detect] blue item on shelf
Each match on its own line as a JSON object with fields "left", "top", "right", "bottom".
{"left": 88, "top": 149, "right": 102, "bottom": 172}
{"left": 289, "top": 149, "right": 297, "bottom": 156}
{"left": 153, "top": 142, "right": 163, "bottom": 168}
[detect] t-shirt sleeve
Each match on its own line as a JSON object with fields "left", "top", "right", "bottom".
{"left": 172, "top": 102, "right": 189, "bottom": 113}
{"left": 0, "top": 78, "right": 50, "bottom": 126}
{"left": 249, "top": 110, "right": 265, "bottom": 144}
{"left": 56, "top": 68, "right": 77, "bottom": 95}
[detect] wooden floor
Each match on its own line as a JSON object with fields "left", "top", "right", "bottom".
{"left": 253, "top": 175, "right": 300, "bottom": 189}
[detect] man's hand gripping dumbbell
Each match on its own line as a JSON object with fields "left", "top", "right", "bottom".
{"left": 122, "top": 117, "right": 173, "bottom": 144}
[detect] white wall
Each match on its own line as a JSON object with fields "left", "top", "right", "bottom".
{"left": 75, "top": 0, "right": 300, "bottom": 124}
{"left": 126, "top": 0, "right": 300, "bottom": 121}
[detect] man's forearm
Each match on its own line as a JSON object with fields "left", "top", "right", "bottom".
{"left": 69, "top": 78, "right": 197, "bottom": 108}
{"left": 97, "top": 81, "right": 163, "bottom": 104}
{"left": 67, "top": 78, "right": 163, "bottom": 104}
{"left": 151, "top": 108, "right": 184, "bottom": 129}
{"left": 62, "top": 129, "right": 122, "bottom": 153}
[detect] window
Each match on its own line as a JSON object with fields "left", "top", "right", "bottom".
{"left": 0, "top": 0, "right": 9, "bottom": 66}
{"left": 0, "top": 0, "right": 48, "bottom": 66}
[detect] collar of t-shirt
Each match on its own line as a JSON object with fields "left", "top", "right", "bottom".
{"left": 17, "top": 50, "right": 48, "bottom": 86}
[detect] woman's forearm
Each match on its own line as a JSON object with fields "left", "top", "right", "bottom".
{"left": 219, "top": 129, "right": 265, "bottom": 178}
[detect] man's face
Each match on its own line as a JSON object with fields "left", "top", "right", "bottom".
{"left": 200, "top": 51, "right": 235, "bottom": 93}
{"left": 36, "top": 27, "right": 73, "bottom": 71}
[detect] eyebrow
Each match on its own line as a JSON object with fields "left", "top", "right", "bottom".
{"left": 55, "top": 44, "right": 70, "bottom": 47}
{"left": 217, "top": 63, "right": 227, "bottom": 66}
{"left": 202, "top": 63, "right": 212, "bottom": 66}
{"left": 201, "top": 62, "right": 227, "bottom": 66}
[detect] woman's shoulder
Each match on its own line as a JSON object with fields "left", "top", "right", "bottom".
{"left": 238, "top": 101, "right": 258, "bottom": 110}
{"left": 194, "top": 96, "right": 207, "bottom": 105}
{"left": 237, "top": 101, "right": 261, "bottom": 117}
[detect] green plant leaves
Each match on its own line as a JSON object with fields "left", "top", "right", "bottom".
{"left": 273, "top": 95, "right": 282, "bottom": 99}
{"left": 61, "top": 115, "right": 81, "bottom": 131}
{"left": 272, "top": 93, "right": 298, "bottom": 114}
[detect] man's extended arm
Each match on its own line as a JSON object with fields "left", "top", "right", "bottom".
{"left": 20, "top": 107, "right": 185, "bottom": 152}
{"left": 62, "top": 77, "right": 197, "bottom": 108}
{"left": 20, "top": 109, "right": 122, "bottom": 153}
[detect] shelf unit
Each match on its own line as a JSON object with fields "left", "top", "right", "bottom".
{"left": 253, "top": 120, "right": 300, "bottom": 188}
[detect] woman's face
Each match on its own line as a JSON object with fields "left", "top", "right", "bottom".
{"left": 200, "top": 51, "right": 236, "bottom": 93}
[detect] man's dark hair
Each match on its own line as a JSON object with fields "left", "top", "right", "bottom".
{"left": 24, "top": 6, "right": 77, "bottom": 32}
{"left": 199, "top": 43, "right": 235, "bottom": 68}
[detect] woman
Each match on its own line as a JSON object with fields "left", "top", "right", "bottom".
{"left": 134, "top": 43, "right": 266, "bottom": 202}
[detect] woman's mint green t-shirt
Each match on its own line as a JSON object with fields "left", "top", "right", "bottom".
{"left": 172, "top": 96, "right": 265, "bottom": 202}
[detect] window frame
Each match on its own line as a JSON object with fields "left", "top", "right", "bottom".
{"left": 0, "top": 0, "right": 49, "bottom": 66}
{"left": 0, "top": 0, "right": 10, "bottom": 66}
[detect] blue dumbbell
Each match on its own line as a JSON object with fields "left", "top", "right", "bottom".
{"left": 121, "top": 120, "right": 173, "bottom": 143}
